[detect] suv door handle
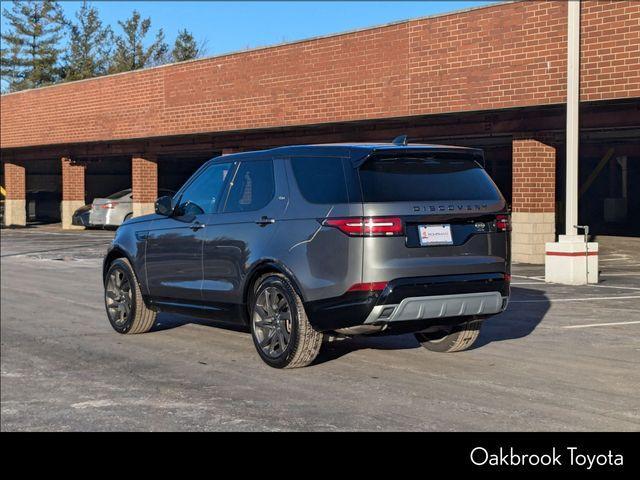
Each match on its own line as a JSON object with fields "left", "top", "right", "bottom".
{"left": 190, "top": 221, "right": 206, "bottom": 231}
{"left": 256, "top": 216, "right": 276, "bottom": 226}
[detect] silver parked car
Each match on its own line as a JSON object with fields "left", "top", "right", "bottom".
{"left": 73, "top": 188, "right": 174, "bottom": 228}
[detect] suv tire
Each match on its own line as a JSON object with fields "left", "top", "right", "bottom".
{"left": 104, "top": 258, "right": 156, "bottom": 334}
{"left": 414, "top": 318, "right": 482, "bottom": 353}
{"left": 250, "top": 274, "right": 322, "bottom": 368}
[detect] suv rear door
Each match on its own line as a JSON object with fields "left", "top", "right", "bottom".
{"left": 200, "top": 156, "right": 288, "bottom": 312}
{"left": 356, "top": 149, "right": 509, "bottom": 283}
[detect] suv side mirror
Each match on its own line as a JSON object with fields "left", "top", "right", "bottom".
{"left": 155, "top": 195, "right": 174, "bottom": 216}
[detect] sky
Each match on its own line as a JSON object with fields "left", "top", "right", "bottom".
{"left": 1, "top": 1, "right": 495, "bottom": 58}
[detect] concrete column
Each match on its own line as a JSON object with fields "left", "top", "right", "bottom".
{"left": 132, "top": 155, "right": 157, "bottom": 217}
{"left": 544, "top": 1, "right": 597, "bottom": 285}
{"left": 3, "top": 161, "right": 26, "bottom": 227}
{"left": 565, "top": 0, "right": 581, "bottom": 236}
{"left": 511, "top": 136, "right": 557, "bottom": 264}
{"left": 61, "top": 157, "right": 86, "bottom": 229}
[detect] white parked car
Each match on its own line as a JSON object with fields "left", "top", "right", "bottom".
{"left": 72, "top": 188, "right": 175, "bottom": 228}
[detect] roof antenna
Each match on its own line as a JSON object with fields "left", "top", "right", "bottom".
{"left": 392, "top": 135, "right": 408, "bottom": 146}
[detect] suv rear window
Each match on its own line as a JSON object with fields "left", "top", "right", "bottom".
{"left": 290, "top": 156, "right": 349, "bottom": 204}
{"left": 358, "top": 153, "right": 500, "bottom": 202}
{"left": 223, "top": 160, "right": 274, "bottom": 213}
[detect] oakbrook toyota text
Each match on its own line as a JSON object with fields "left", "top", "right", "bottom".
{"left": 470, "top": 447, "right": 624, "bottom": 469}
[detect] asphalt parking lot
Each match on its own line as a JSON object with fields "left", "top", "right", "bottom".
{"left": 1, "top": 225, "right": 639, "bottom": 431}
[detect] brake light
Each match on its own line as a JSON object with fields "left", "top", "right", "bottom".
{"left": 504, "top": 273, "right": 511, "bottom": 282}
{"left": 347, "top": 282, "right": 388, "bottom": 292}
{"left": 322, "top": 217, "right": 404, "bottom": 236}
{"left": 100, "top": 202, "right": 118, "bottom": 209}
{"left": 496, "top": 214, "right": 511, "bottom": 232}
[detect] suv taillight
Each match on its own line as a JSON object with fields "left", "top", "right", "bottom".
{"left": 347, "top": 282, "right": 388, "bottom": 292}
{"left": 496, "top": 214, "right": 511, "bottom": 232}
{"left": 101, "top": 202, "right": 118, "bottom": 209}
{"left": 321, "top": 217, "right": 404, "bottom": 236}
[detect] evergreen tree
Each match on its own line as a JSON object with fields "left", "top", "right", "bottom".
{"left": 171, "top": 29, "right": 204, "bottom": 63}
{"left": 110, "top": 10, "right": 168, "bottom": 73}
{"left": 0, "top": 42, "right": 22, "bottom": 92}
{"left": 0, "top": 0, "right": 66, "bottom": 92}
{"left": 63, "top": 0, "right": 113, "bottom": 81}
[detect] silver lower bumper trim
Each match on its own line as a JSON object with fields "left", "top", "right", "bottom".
{"left": 364, "top": 291, "right": 505, "bottom": 324}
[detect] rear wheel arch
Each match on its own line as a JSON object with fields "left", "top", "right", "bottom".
{"left": 243, "top": 261, "right": 306, "bottom": 320}
{"left": 249, "top": 272, "right": 323, "bottom": 368}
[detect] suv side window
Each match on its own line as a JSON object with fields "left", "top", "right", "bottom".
{"left": 178, "top": 162, "right": 232, "bottom": 216}
{"left": 290, "top": 156, "right": 349, "bottom": 204}
{"left": 223, "top": 159, "right": 275, "bottom": 213}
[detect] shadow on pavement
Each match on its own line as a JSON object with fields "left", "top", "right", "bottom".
{"left": 151, "top": 312, "right": 250, "bottom": 334}
{"left": 314, "top": 334, "right": 421, "bottom": 365}
{"left": 147, "top": 286, "right": 550, "bottom": 365}
{"left": 472, "top": 286, "right": 550, "bottom": 349}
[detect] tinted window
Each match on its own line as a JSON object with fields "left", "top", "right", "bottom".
{"left": 178, "top": 162, "right": 232, "bottom": 216}
{"left": 223, "top": 160, "right": 274, "bottom": 213}
{"left": 108, "top": 189, "right": 131, "bottom": 199}
{"left": 359, "top": 154, "right": 500, "bottom": 202}
{"left": 290, "top": 156, "right": 349, "bottom": 204}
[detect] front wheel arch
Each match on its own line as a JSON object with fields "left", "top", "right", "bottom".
{"left": 103, "top": 248, "right": 151, "bottom": 308}
{"left": 103, "top": 248, "right": 129, "bottom": 284}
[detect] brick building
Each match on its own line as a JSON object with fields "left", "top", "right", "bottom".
{"left": 1, "top": 0, "right": 638, "bottom": 263}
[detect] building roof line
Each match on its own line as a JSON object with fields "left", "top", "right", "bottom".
{"left": 1, "top": 1, "right": 510, "bottom": 98}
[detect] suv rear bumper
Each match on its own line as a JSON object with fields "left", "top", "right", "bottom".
{"left": 304, "top": 272, "right": 509, "bottom": 332}
{"left": 363, "top": 291, "right": 505, "bottom": 324}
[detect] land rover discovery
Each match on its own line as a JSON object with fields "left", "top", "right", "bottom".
{"left": 103, "top": 142, "right": 510, "bottom": 368}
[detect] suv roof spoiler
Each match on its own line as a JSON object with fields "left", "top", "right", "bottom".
{"left": 350, "top": 147, "right": 485, "bottom": 169}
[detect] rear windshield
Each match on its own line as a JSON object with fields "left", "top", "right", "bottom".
{"left": 358, "top": 154, "right": 500, "bottom": 202}
{"left": 107, "top": 189, "right": 131, "bottom": 199}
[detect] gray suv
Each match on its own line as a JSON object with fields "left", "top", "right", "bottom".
{"left": 103, "top": 143, "right": 511, "bottom": 368}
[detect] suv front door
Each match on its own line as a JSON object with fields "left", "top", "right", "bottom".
{"left": 201, "top": 157, "right": 288, "bottom": 313}
{"left": 145, "top": 161, "right": 233, "bottom": 304}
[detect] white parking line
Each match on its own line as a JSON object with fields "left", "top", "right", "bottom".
{"left": 563, "top": 321, "right": 640, "bottom": 329}
{"left": 511, "top": 281, "right": 640, "bottom": 290}
{"left": 601, "top": 273, "right": 640, "bottom": 277}
{"left": 511, "top": 295, "right": 640, "bottom": 303}
{"left": 587, "top": 284, "right": 640, "bottom": 291}
{"left": 512, "top": 275, "right": 545, "bottom": 281}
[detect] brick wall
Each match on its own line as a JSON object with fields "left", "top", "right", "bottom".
{"left": 3, "top": 162, "right": 25, "bottom": 199}
{"left": 1, "top": 1, "right": 638, "bottom": 150}
{"left": 511, "top": 135, "right": 557, "bottom": 264}
{"left": 132, "top": 156, "right": 158, "bottom": 204}
{"left": 512, "top": 136, "right": 557, "bottom": 213}
{"left": 61, "top": 157, "right": 85, "bottom": 201}
{"left": 581, "top": 0, "right": 640, "bottom": 101}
